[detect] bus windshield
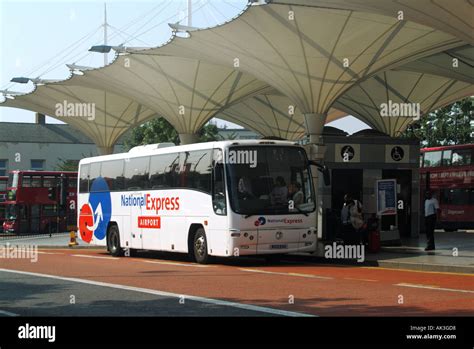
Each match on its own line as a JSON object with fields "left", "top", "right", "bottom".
{"left": 7, "top": 172, "right": 19, "bottom": 188}
{"left": 6, "top": 204, "right": 18, "bottom": 220}
{"left": 226, "top": 146, "right": 315, "bottom": 216}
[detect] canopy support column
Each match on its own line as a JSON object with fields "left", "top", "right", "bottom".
{"left": 97, "top": 145, "right": 114, "bottom": 155}
{"left": 179, "top": 133, "right": 199, "bottom": 145}
{"left": 303, "top": 113, "right": 327, "bottom": 247}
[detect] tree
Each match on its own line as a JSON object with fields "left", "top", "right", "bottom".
{"left": 401, "top": 97, "right": 473, "bottom": 147}
{"left": 123, "top": 118, "right": 220, "bottom": 150}
{"left": 198, "top": 122, "right": 219, "bottom": 142}
{"left": 56, "top": 152, "right": 95, "bottom": 171}
{"left": 218, "top": 130, "right": 239, "bottom": 140}
{"left": 56, "top": 158, "right": 79, "bottom": 171}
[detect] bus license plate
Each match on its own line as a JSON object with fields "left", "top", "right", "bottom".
{"left": 270, "top": 244, "right": 287, "bottom": 249}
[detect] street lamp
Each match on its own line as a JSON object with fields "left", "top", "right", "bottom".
{"left": 66, "top": 64, "right": 93, "bottom": 71}
{"left": 0, "top": 89, "right": 23, "bottom": 99}
{"left": 88, "top": 44, "right": 149, "bottom": 54}
{"left": 10, "top": 77, "right": 61, "bottom": 85}
{"left": 10, "top": 77, "right": 30, "bottom": 84}
{"left": 168, "top": 23, "right": 198, "bottom": 32}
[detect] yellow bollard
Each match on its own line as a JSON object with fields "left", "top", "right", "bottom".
{"left": 68, "top": 231, "right": 79, "bottom": 247}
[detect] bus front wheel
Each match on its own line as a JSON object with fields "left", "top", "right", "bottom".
{"left": 192, "top": 228, "right": 210, "bottom": 264}
{"left": 107, "top": 225, "right": 124, "bottom": 257}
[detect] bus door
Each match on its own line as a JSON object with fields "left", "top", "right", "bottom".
{"left": 129, "top": 192, "right": 143, "bottom": 250}
{"left": 18, "top": 205, "right": 28, "bottom": 234}
{"left": 30, "top": 205, "right": 41, "bottom": 234}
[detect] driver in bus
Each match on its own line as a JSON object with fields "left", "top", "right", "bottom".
{"left": 288, "top": 181, "right": 304, "bottom": 207}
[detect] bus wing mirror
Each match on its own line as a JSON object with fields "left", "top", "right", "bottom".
{"left": 308, "top": 161, "right": 331, "bottom": 186}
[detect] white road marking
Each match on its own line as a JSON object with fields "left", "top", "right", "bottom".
{"left": 37, "top": 252, "right": 64, "bottom": 255}
{"left": 143, "top": 260, "right": 212, "bottom": 268}
{"left": 395, "top": 283, "right": 474, "bottom": 294}
{"left": 0, "top": 310, "right": 19, "bottom": 317}
{"left": 0, "top": 268, "right": 315, "bottom": 317}
{"left": 0, "top": 234, "right": 68, "bottom": 243}
{"left": 343, "top": 277, "right": 377, "bottom": 282}
{"left": 72, "top": 254, "right": 119, "bottom": 260}
{"left": 240, "top": 268, "right": 333, "bottom": 280}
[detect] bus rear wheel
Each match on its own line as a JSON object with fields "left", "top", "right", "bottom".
{"left": 192, "top": 228, "right": 210, "bottom": 264}
{"left": 107, "top": 225, "right": 124, "bottom": 257}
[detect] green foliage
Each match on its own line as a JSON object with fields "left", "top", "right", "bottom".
{"left": 55, "top": 158, "right": 79, "bottom": 172}
{"left": 198, "top": 122, "right": 219, "bottom": 142}
{"left": 123, "top": 118, "right": 219, "bottom": 150}
{"left": 219, "top": 131, "right": 239, "bottom": 140}
{"left": 401, "top": 97, "right": 473, "bottom": 147}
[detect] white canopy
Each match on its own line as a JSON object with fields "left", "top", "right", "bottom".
{"left": 149, "top": 2, "right": 462, "bottom": 118}
{"left": 1, "top": 82, "right": 157, "bottom": 154}
{"left": 64, "top": 54, "right": 272, "bottom": 143}
{"left": 334, "top": 70, "right": 473, "bottom": 136}
{"left": 270, "top": 0, "right": 474, "bottom": 45}
{"left": 218, "top": 93, "right": 347, "bottom": 140}
{"left": 1, "top": 2, "right": 470, "bottom": 152}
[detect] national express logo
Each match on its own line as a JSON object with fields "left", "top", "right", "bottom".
{"left": 79, "top": 177, "right": 111, "bottom": 243}
{"left": 254, "top": 217, "right": 266, "bottom": 226}
{"left": 254, "top": 216, "right": 303, "bottom": 226}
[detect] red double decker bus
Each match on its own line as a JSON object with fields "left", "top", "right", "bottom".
{"left": 420, "top": 144, "right": 474, "bottom": 231}
{"left": 3, "top": 171, "right": 77, "bottom": 235}
{"left": 0, "top": 176, "right": 7, "bottom": 232}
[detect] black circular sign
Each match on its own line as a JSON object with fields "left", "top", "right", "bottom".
{"left": 391, "top": 146, "right": 404, "bottom": 161}
{"left": 341, "top": 145, "right": 355, "bottom": 161}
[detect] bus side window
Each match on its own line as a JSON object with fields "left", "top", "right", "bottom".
{"left": 43, "top": 176, "right": 57, "bottom": 188}
{"left": 452, "top": 149, "right": 472, "bottom": 166}
{"left": 442, "top": 150, "right": 452, "bottom": 166}
{"left": 101, "top": 160, "right": 124, "bottom": 191}
{"left": 150, "top": 153, "right": 181, "bottom": 189}
{"left": 79, "top": 164, "right": 90, "bottom": 193}
{"left": 31, "top": 176, "right": 42, "bottom": 188}
{"left": 212, "top": 149, "right": 226, "bottom": 215}
{"left": 124, "top": 156, "right": 150, "bottom": 190}
{"left": 89, "top": 163, "right": 102, "bottom": 191}
{"left": 22, "top": 175, "right": 33, "bottom": 187}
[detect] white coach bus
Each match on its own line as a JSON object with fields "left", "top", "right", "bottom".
{"left": 78, "top": 140, "right": 326, "bottom": 263}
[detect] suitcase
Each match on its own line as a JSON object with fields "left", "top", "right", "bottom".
{"left": 368, "top": 230, "right": 380, "bottom": 253}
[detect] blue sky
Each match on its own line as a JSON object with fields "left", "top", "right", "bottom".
{"left": 0, "top": 0, "right": 369, "bottom": 133}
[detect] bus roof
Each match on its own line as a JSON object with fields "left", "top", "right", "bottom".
{"left": 421, "top": 144, "right": 473, "bottom": 152}
{"left": 8, "top": 170, "right": 77, "bottom": 176}
{"left": 79, "top": 139, "right": 301, "bottom": 165}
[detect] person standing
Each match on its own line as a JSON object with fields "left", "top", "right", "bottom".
{"left": 424, "top": 190, "right": 440, "bottom": 251}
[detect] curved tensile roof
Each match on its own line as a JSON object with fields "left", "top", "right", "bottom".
{"left": 148, "top": 3, "right": 463, "bottom": 115}
{"left": 1, "top": 1, "right": 471, "bottom": 153}
{"left": 217, "top": 93, "right": 347, "bottom": 141}
{"left": 334, "top": 70, "right": 474, "bottom": 137}
{"left": 270, "top": 0, "right": 474, "bottom": 45}
{"left": 1, "top": 82, "right": 157, "bottom": 154}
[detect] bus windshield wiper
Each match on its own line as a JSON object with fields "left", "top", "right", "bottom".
{"left": 244, "top": 214, "right": 255, "bottom": 219}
